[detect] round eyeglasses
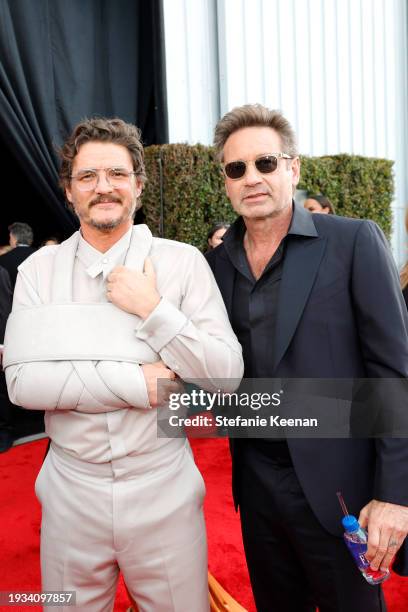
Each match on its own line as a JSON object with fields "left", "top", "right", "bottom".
{"left": 70, "top": 167, "right": 137, "bottom": 191}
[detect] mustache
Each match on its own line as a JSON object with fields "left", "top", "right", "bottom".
{"left": 90, "top": 195, "right": 122, "bottom": 206}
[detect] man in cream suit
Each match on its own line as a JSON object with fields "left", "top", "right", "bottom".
{"left": 4, "top": 118, "right": 243, "bottom": 611}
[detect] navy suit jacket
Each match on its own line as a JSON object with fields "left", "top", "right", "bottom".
{"left": 0, "top": 265, "right": 12, "bottom": 342}
{"left": 206, "top": 204, "right": 408, "bottom": 574}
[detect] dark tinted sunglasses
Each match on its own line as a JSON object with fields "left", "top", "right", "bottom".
{"left": 223, "top": 153, "right": 293, "bottom": 180}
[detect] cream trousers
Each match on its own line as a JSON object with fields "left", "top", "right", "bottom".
{"left": 35, "top": 440, "right": 209, "bottom": 612}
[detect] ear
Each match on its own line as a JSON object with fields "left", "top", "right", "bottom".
{"left": 134, "top": 177, "right": 143, "bottom": 198}
{"left": 224, "top": 176, "right": 231, "bottom": 200}
{"left": 65, "top": 184, "right": 73, "bottom": 205}
{"left": 291, "top": 157, "right": 301, "bottom": 188}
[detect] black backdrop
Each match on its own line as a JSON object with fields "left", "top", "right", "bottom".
{"left": 0, "top": 0, "right": 168, "bottom": 440}
{"left": 0, "top": 0, "right": 168, "bottom": 245}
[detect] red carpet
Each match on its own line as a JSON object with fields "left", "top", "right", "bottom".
{"left": 0, "top": 437, "right": 407, "bottom": 611}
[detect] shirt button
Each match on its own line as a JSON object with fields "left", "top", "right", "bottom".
{"left": 102, "top": 258, "right": 109, "bottom": 264}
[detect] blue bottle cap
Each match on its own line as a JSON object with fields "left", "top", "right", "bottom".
{"left": 342, "top": 515, "right": 360, "bottom": 532}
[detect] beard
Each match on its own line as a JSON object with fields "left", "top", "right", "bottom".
{"left": 73, "top": 195, "right": 140, "bottom": 232}
{"left": 88, "top": 217, "right": 125, "bottom": 231}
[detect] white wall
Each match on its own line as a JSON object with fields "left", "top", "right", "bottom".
{"left": 163, "top": 0, "right": 408, "bottom": 265}
{"left": 162, "top": 0, "right": 219, "bottom": 145}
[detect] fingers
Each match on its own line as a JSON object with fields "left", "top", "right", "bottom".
{"left": 367, "top": 530, "right": 401, "bottom": 571}
{"left": 360, "top": 500, "right": 408, "bottom": 571}
{"left": 150, "top": 361, "right": 176, "bottom": 378}
{"left": 106, "top": 266, "right": 125, "bottom": 282}
{"left": 143, "top": 257, "right": 156, "bottom": 281}
{"left": 141, "top": 362, "right": 175, "bottom": 379}
{"left": 148, "top": 377, "right": 181, "bottom": 408}
{"left": 378, "top": 535, "right": 400, "bottom": 571}
{"left": 366, "top": 524, "right": 389, "bottom": 569}
{"left": 141, "top": 362, "right": 179, "bottom": 408}
{"left": 364, "top": 523, "right": 380, "bottom": 564}
{"left": 358, "top": 507, "right": 369, "bottom": 530}
{"left": 157, "top": 378, "right": 183, "bottom": 405}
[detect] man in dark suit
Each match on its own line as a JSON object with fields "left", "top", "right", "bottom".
{"left": 0, "top": 222, "right": 35, "bottom": 288}
{"left": 206, "top": 104, "right": 408, "bottom": 611}
{"left": 0, "top": 223, "right": 37, "bottom": 449}
{"left": 0, "top": 264, "right": 13, "bottom": 451}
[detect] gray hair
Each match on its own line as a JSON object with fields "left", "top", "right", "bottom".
{"left": 8, "top": 222, "right": 34, "bottom": 246}
{"left": 214, "top": 104, "right": 298, "bottom": 161}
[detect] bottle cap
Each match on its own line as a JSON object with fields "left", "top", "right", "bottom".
{"left": 342, "top": 515, "right": 359, "bottom": 532}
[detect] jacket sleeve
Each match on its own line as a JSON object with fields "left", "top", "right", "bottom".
{"left": 351, "top": 220, "right": 408, "bottom": 378}
{"left": 351, "top": 221, "right": 408, "bottom": 506}
{"left": 135, "top": 247, "right": 244, "bottom": 392}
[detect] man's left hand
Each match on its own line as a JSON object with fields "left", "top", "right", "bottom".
{"left": 359, "top": 499, "right": 408, "bottom": 571}
{"left": 106, "top": 257, "right": 160, "bottom": 319}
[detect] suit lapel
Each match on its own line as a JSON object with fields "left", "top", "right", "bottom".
{"left": 273, "top": 235, "right": 327, "bottom": 371}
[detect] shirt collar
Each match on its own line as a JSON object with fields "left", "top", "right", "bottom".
{"left": 223, "top": 201, "right": 318, "bottom": 248}
{"left": 77, "top": 227, "right": 133, "bottom": 279}
{"left": 288, "top": 202, "right": 318, "bottom": 237}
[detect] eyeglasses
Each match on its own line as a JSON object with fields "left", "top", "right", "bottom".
{"left": 70, "top": 167, "right": 137, "bottom": 191}
{"left": 222, "top": 153, "right": 293, "bottom": 180}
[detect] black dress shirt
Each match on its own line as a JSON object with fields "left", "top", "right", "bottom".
{"left": 221, "top": 205, "right": 311, "bottom": 446}
{"left": 224, "top": 218, "right": 284, "bottom": 379}
{"left": 222, "top": 206, "right": 307, "bottom": 378}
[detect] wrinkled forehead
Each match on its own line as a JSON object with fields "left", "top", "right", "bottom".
{"left": 223, "top": 126, "right": 283, "bottom": 162}
{"left": 72, "top": 141, "right": 133, "bottom": 171}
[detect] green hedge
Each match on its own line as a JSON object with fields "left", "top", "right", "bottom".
{"left": 142, "top": 145, "right": 393, "bottom": 250}
{"left": 298, "top": 154, "right": 393, "bottom": 238}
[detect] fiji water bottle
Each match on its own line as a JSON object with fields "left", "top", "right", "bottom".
{"left": 342, "top": 515, "right": 390, "bottom": 585}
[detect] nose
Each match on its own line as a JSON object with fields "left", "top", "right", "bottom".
{"left": 94, "top": 170, "right": 113, "bottom": 193}
{"left": 244, "top": 160, "right": 262, "bottom": 185}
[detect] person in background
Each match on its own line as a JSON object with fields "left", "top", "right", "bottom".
{"left": 0, "top": 222, "right": 35, "bottom": 287}
{"left": 207, "top": 222, "right": 230, "bottom": 250}
{"left": 206, "top": 103, "right": 408, "bottom": 612}
{"left": 0, "top": 245, "right": 12, "bottom": 256}
{"left": 304, "top": 193, "right": 335, "bottom": 214}
{"left": 401, "top": 210, "right": 408, "bottom": 309}
{"left": 41, "top": 236, "right": 60, "bottom": 246}
{"left": 0, "top": 264, "right": 13, "bottom": 452}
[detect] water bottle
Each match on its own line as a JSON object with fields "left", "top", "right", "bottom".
{"left": 342, "top": 515, "right": 390, "bottom": 585}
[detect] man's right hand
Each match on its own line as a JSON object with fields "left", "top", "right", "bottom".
{"left": 141, "top": 360, "right": 179, "bottom": 408}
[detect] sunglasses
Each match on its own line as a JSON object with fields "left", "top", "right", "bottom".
{"left": 223, "top": 153, "right": 293, "bottom": 180}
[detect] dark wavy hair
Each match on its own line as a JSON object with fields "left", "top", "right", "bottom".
{"left": 306, "top": 193, "right": 335, "bottom": 214}
{"left": 58, "top": 117, "right": 147, "bottom": 190}
{"left": 207, "top": 222, "right": 231, "bottom": 243}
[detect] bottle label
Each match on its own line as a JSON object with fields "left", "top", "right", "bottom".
{"left": 345, "top": 541, "right": 370, "bottom": 569}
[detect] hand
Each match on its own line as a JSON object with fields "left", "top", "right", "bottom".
{"left": 106, "top": 257, "right": 160, "bottom": 319}
{"left": 142, "top": 360, "right": 179, "bottom": 408}
{"left": 359, "top": 499, "right": 408, "bottom": 571}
